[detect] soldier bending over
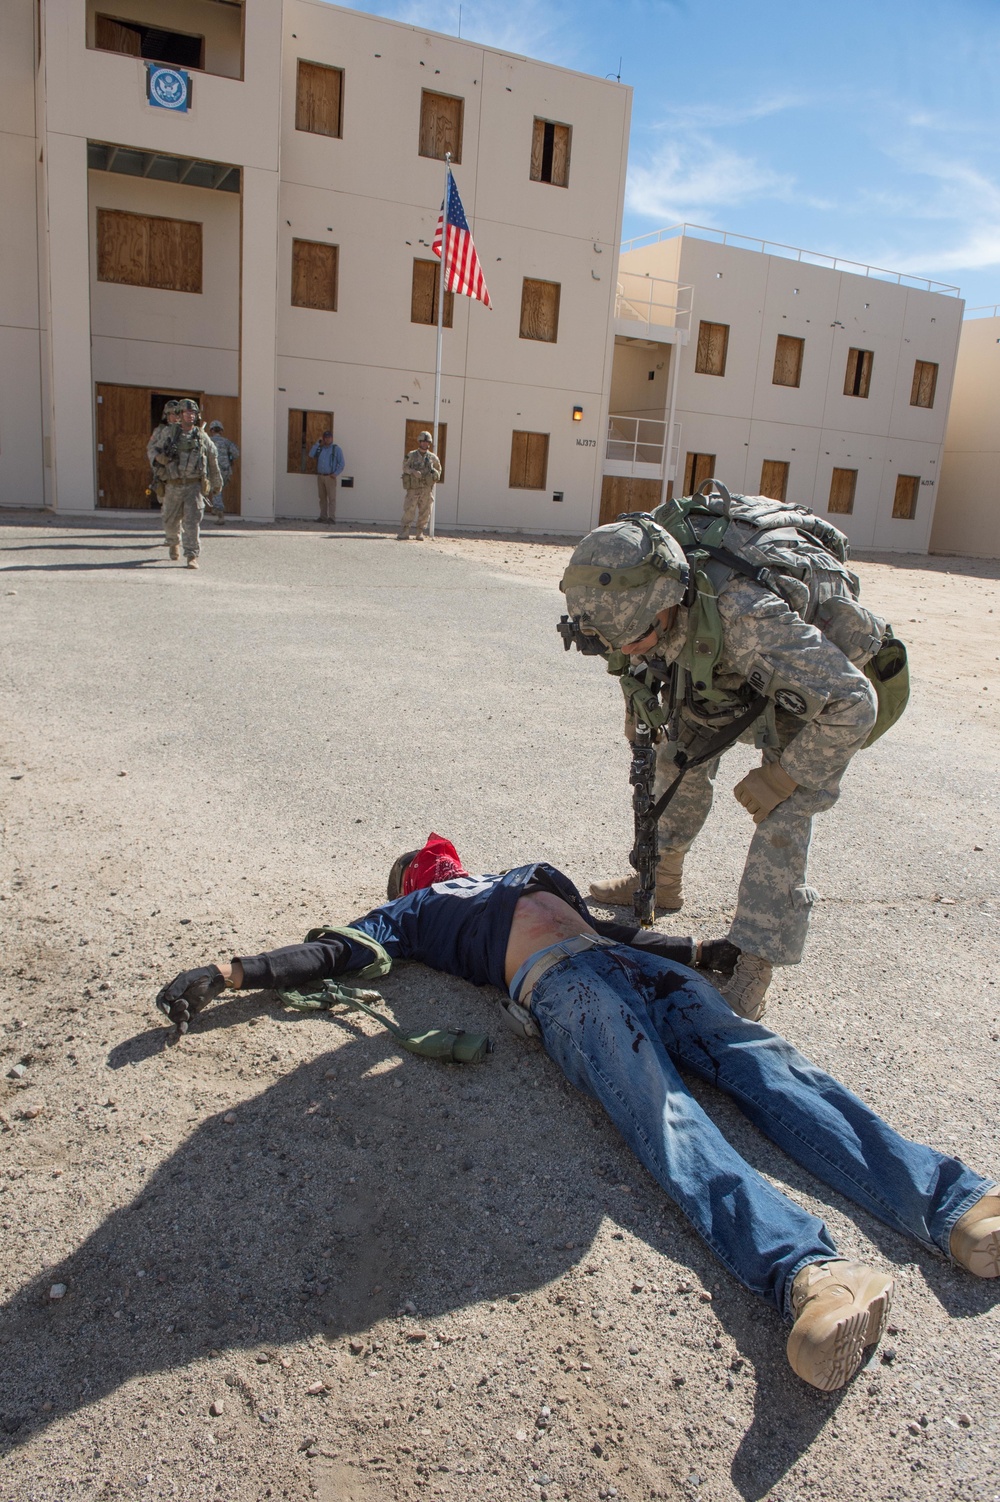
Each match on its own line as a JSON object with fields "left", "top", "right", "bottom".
{"left": 155, "top": 834, "right": 1000, "bottom": 1393}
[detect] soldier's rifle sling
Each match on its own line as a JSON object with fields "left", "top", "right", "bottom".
{"left": 647, "top": 692, "right": 768, "bottom": 825}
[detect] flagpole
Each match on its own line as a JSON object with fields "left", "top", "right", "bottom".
{"left": 430, "top": 153, "right": 450, "bottom": 540}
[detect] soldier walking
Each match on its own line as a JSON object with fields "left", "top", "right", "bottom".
{"left": 206, "top": 420, "right": 239, "bottom": 526}
{"left": 150, "top": 399, "right": 223, "bottom": 569}
{"left": 397, "top": 431, "right": 442, "bottom": 541}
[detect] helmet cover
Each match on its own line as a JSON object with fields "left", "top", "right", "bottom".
{"left": 560, "top": 518, "right": 689, "bottom": 650}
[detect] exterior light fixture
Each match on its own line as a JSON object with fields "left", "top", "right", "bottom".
{"left": 572, "top": 405, "right": 584, "bottom": 421}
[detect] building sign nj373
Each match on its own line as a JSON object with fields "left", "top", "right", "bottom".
{"left": 147, "top": 65, "right": 190, "bottom": 111}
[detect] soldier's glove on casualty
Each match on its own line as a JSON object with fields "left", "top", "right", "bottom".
{"left": 155, "top": 965, "right": 227, "bottom": 1036}
{"left": 734, "top": 761, "right": 798, "bottom": 824}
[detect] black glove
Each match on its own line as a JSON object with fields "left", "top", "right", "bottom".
{"left": 155, "top": 966, "right": 226, "bottom": 1035}
{"left": 698, "top": 939, "right": 741, "bottom": 977}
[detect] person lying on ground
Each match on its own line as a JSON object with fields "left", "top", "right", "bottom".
{"left": 153, "top": 834, "right": 1000, "bottom": 1393}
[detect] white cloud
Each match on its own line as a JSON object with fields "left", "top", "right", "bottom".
{"left": 626, "top": 134, "right": 794, "bottom": 223}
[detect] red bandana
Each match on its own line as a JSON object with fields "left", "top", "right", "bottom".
{"left": 401, "top": 833, "right": 469, "bottom": 894}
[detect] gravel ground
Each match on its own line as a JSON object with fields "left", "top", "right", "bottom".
{"left": 0, "top": 512, "right": 998, "bottom": 1502}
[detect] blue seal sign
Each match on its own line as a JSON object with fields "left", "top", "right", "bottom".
{"left": 147, "top": 65, "right": 190, "bottom": 111}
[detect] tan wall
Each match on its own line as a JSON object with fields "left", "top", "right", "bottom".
{"left": 609, "top": 342, "right": 671, "bottom": 418}
{"left": 89, "top": 171, "right": 240, "bottom": 393}
{"left": 931, "top": 316, "right": 1000, "bottom": 558}
{"left": 619, "top": 235, "right": 964, "bottom": 553}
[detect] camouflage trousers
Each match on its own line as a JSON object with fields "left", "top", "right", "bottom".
{"left": 399, "top": 486, "right": 434, "bottom": 538}
{"left": 163, "top": 481, "right": 205, "bottom": 559}
{"left": 653, "top": 720, "right": 838, "bottom": 968}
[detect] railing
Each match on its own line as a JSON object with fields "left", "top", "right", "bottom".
{"left": 606, "top": 415, "right": 681, "bottom": 477}
{"left": 620, "top": 222, "right": 961, "bottom": 296}
{"left": 966, "top": 304, "right": 1000, "bottom": 319}
{"left": 615, "top": 273, "right": 694, "bottom": 335}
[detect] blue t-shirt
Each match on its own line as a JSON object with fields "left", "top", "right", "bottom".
{"left": 346, "top": 863, "right": 590, "bottom": 990}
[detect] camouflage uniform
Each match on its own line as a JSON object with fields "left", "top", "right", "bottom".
{"left": 146, "top": 401, "right": 180, "bottom": 507}
{"left": 562, "top": 519, "right": 878, "bottom": 972}
{"left": 648, "top": 576, "right": 875, "bottom": 965}
{"left": 154, "top": 416, "right": 223, "bottom": 562}
{"left": 207, "top": 424, "right": 239, "bottom": 522}
{"left": 398, "top": 437, "right": 442, "bottom": 540}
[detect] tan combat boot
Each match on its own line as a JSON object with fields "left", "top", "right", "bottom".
{"left": 589, "top": 849, "right": 685, "bottom": 912}
{"left": 950, "top": 1193, "right": 1000, "bottom": 1277}
{"left": 786, "top": 1260, "right": 893, "bottom": 1391}
{"left": 168, "top": 544, "right": 180, "bottom": 561}
{"left": 185, "top": 556, "right": 199, "bottom": 570}
{"left": 718, "top": 953, "right": 772, "bottom": 1021}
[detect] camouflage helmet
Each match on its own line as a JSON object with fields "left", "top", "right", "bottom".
{"left": 417, "top": 431, "right": 433, "bottom": 443}
{"left": 161, "top": 399, "right": 181, "bottom": 419}
{"left": 560, "top": 516, "right": 689, "bottom": 650}
{"left": 176, "top": 397, "right": 201, "bottom": 415}
{"left": 208, "top": 420, "right": 223, "bottom": 432}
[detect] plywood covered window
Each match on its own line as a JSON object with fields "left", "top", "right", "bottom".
{"left": 295, "top": 60, "right": 344, "bottom": 138}
{"left": 419, "top": 91, "right": 463, "bottom": 163}
{"left": 828, "top": 468, "right": 857, "bottom": 515}
{"left": 519, "top": 279, "right": 560, "bottom": 342}
{"left": 291, "top": 239, "right": 338, "bottom": 311}
{"left": 844, "top": 346, "right": 873, "bottom": 398}
{"left": 530, "top": 118, "right": 571, "bottom": 187}
{"left": 94, "top": 14, "right": 203, "bottom": 68}
{"left": 404, "top": 419, "right": 447, "bottom": 483}
{"left": 892, "top": 474, "right": 919, "bottom": 520}
{"left": 97, "top": 208, "right": 202, "bottom": 293}
{"left": 683, "top": 452, "right": 716, "bottom": 495}
{"left": 695, "top": 321, "right": 729, "bottom": 377}
{"left": 411, "top": 259, "right": 454, "bottom": 327}
{"left": 287, "top": 410, "right": 334, "bottom": 473}
{"left": 772, "top": 334, "right": 804, "bottom": 388}
{"left": 759, "top": 459, "right": 789, "bottom": 503}
{"left": 910, "top": 359, "right": 939, "bottom": 409}
{"left": 509, "top": 430, "right": 549, "bottom": 490}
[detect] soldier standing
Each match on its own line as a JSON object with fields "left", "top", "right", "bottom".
{"left": 206, "top": 420, "right": 240, "bottom": 526}
{"left": 151, "top": 399, "right": 223, "bottom": 569}
{"left": 146, "top": 399, "right": 180, "bottom": 509}
{"left": 397, "top": 431, "right": 442, "bottom": 542}
{"left": 560, "top": 516, "right": 880, "bottom": 1021}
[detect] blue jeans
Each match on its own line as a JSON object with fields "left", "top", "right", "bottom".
{"left": 530, "top": 946, "right": 991, "bottom": 1318}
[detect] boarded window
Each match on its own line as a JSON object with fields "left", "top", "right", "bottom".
{"left": 419, "top": 91, "right": 463, "bottom": 163}
{"left": 772, "top": 334, "right": 804, "bottom": 388}
{"left": 404, "top": 419, "right": 447, "bottom": 483}
{"left": 844, "top": 347, "right": 873, "bottom": 398}
{"left": 291, "top": 239, "right": 338, "bottom": 312}
{"left": 509, "top": 430, "right": 549, "bottom": 490}
{"left": 910, "top": 359, "right": 938, "bottom": 409}
{"left": 759, "top": 459, "right": 789, "bottom": 503}
{"left": 683, "top": 452, "right": 716, "bottom": 495}
{"left": 295, "top": 60, "right": 343, "bottom": 138}
{"left": 828, "top": 468, "right": 857, "bottom": 515}
{"left": 410, "top": 259, "right": 454, "bottom": 327}
{"left": 287, "top": 409, "right": 334, "bottom": 473}
{"left": 529, "top": 118, "right": 571, "bottom": 187}
{"left": 519, "top": 279, "right": 560, "bottom": 342}
{"left": 97, "top": 208, "right": 202, "bottom": 293}
{"left": 892, "top": 474, "right": 919, "bottom": 520}
{"left": 695, "top": 321, "right": 729, "bottom": 377}
{"left": 94, "top": 14, "right": 203, "bottom": 67}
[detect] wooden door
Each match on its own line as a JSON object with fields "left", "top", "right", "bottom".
{"left": 404, "top": 419, "right": 447, "bottom": 483}
{"left": 96, "top": 384, "right": 157, "bottom": 509}
{"left": 759, "top": 459, "right": 789, "bottom": 503}
{"left": 202, "top": 394, "right": 241, "bottom": 514}
{"left": 599, "top": 475, "right": 662, "bottom": 525}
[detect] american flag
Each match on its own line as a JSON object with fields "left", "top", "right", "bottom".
{"left": 432, "top": 170, "right": 492, "bottom": 309}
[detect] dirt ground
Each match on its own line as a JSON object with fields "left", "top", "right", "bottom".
{"left": 1, "top": 516, "right": 998, "bottom": 1502}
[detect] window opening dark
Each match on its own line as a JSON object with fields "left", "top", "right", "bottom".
{"left": 97, "top": 16, "right": 203, "bottom": 68}
{"left": 541, "top": 121, "right": 555, "bottom": 183}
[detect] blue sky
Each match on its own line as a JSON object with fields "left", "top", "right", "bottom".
{"left": 343, "top": 0, "right": 1000, "bottom": 309}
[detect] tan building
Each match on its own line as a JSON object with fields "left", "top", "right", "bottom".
{"left": 1, "top": 0, "right": 630, "bottom": 534}
{"left": 931, "top": 309, "right": 1000, "bottom": 558}
{"left": 605, "top": 228, "right": 965, "bottom": 553}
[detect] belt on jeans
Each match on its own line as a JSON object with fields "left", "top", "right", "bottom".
{"left": 500, "top": 933, "right": 618, "bottom": 1040}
